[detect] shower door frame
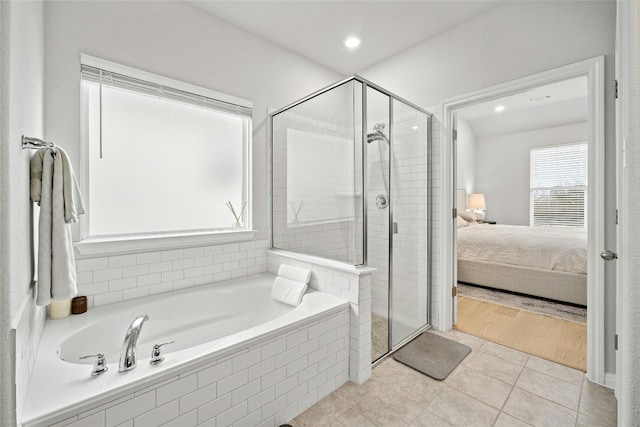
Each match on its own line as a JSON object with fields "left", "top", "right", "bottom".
{"left": 269, "top": 75, "right": 434, "bottom": 363}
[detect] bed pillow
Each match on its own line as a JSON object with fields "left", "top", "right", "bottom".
{"left": 456, "top": 216, "right": 468, "bottom": 228}
{"left": 459, "top": 210, "right": 482, "bottom": 222}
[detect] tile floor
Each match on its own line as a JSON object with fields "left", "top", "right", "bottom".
{"left": 289, "top": 329, "right": 617, "bottom": 426}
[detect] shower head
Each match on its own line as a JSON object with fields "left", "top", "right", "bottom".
{"left": 367, "top": 122, "right": 388, "bottom": 144}
{"left": 367, "top": 132, "right": 389, "bottom": 144}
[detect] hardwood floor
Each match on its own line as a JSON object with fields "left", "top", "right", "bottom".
{"left": 454, "top": 296, "right": 587, "bottom": 372}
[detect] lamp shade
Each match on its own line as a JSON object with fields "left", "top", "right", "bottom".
{"left": 468, "top": 193, "right": 486, "bottom": 210}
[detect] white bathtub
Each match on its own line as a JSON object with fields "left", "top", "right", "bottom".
{"left": 21, "top": 273, "right": 350, "bottom": 427}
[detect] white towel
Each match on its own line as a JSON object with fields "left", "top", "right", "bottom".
{"left": 277, "top": 264, "right": 312, "bottom": 284}
{"left": 30, "top": 147, "right": 85, "bottom": 224}
{"left": 271, "top": 276, "right": 308, "bottom": 306}
{"left": 36, "top": 149, "right": 78, "bottom": 306}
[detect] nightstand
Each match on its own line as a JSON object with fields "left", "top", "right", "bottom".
{"left": 482, "top": 220, "right": 497, "bottom": 224}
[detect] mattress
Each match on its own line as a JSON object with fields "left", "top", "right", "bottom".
{"left": 457, "top": 224, "right": 587, "bottom": 275}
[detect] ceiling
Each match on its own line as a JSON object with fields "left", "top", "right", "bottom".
{"left": 186, "top": 1, "right": 506, "bottom": 75}
{"left": 457, "top": 76, "right": 589, "bottom": 139}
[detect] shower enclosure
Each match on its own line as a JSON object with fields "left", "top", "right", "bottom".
{"left": 270, "top": 76, "right": 431, "bottom": 362}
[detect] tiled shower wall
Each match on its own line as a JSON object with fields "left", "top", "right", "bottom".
{"left": 75, "top": 240, "right": 268, "bottom": 308}
{"left": 368, "top": 110, "right": 430, "bottom": 336}
{"left": 271, "top": 110, "right": 361, "bottom": 264}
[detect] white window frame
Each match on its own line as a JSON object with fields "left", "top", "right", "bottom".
{"left": 75, "top": 55, "right": 255, "bottom": 256}
{"left": 529, "top": 141, "right": 588, "bottom": 228}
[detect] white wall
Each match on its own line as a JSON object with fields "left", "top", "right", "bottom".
{"left": 43, "top": 0, "right": 342, "bottom": 243}
{"left": 456, "top": 117, "right": 476, "bottom": 197}
{"left": 0, "top": 2, "right": 341, "bottom": 425}
{"left": 475, "top": 122, "right": 587, "bottom": 225}
{"left": 0, "top": 2, "right": 46, "bottom": 426}
{"left": 359, "top": 0, "right": 617, "bottom": 373}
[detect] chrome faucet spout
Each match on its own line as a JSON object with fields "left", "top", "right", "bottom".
{"left": 119, "top": 314, "right": 149, "bottom": 372}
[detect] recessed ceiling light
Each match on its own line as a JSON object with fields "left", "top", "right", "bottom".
{"left": 412, "top": 125, "right": 418, "bottom": 130}
{"left": 494, "top": 105, "right": 505, "bottom": 113}
{"left": 344, "top": 36, "right": 361, "bottom": 49}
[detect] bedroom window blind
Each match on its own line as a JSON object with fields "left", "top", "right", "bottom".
{"left": 530, "top": 143, "right": 587, "bottom": 228}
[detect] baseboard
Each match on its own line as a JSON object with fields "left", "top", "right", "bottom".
{"left": 604, "top": 372, "right": 617, "bottom": 390}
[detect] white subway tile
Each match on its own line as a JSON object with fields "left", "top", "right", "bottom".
{"left": 160, "top": 409, "right": 197, "bottom": 427}
{"left": 217, "top": 402, "right": 248, "bottom": 427}
{"left": 194, "top": 256, "right": 214, "bottom": 267}
{"left": 247, "top": 386, "right": 275, "bottom": 414}
{"left": 231, "top": 378, "right": 261, "bottom": 405}
{"left": 133, "top": 400, "right": 179, "bottom": 427}
{"left": 204, "top": 245, "right": 223, "bottom": 256}
{"left": 109, "top": 254, "right": 137, "bottom": 268}
{"left": 162, "top": 270, "right": 183, "bottom": 282}
{"left": 233, "top": 408, "right": 262, "bottom": 427}
{"left": 248, "top": 357, "right": 275, "bottom": 381}
{"left": 172, "top": 278, "right": 194, "bottom": 291}
{"left": 94, "top": 268, "right": 123, "bottom": 282}
{"left": 213, "top": 271, "right": 232, "bottom": 282}
{"left": 217, "top": 370, "right": 248, "bottom": 396}
{"left": 173, "top": 258, "right": 194, "bottom": 270}
{"left": 261, "top": 395, "right": 286, "bottom": 421}
{"left": 180, "top": 382, "right": 217, "bottom": 414}
{"left": 261, "top": 366, "right": 286, "bottom": 390}
{"left": 196, "top": 393, "right": 232, "bottom": 425}
{"left": 77, "top": 257, "right": 108, "bottom": 272}
{"left": 78, "top": 281, "right": 109, "bottom": 296}
{"left": 66, "top": 412, "right": 105, "bottom": 427}
{"left": 157, "top": 374, "right": 197, "bottom": 406}
{"left": 232, "top": 348, "right": 261, "bottom": 373}
{"left": 76, "top": 271, "right": 93, "bottom": 285}
{"left": 137, "top": 273, "right": 162, "bottom": 287}
{"left": 123, "top": 286, "right": 149, "bottom": 301}
{"left": 198, "top": 360, "right": 232, "bottom": 388}
{"left": 105, "top": 391, "right": 154, "bottom": 427}
{"left": 149, "top": 261, "right": 172, "bottom": 274}
{"left": 136, "top": 251, "right": 161, "bottom": 265}
{"left": 122, "top": 264, "right": 149, "bottom": 278}
{"left": 150, "top": 282, "right": 173, "bottom": 295}
{"left": 108, "top": 277, "right": 136, "bottom": 292}
{"left": 93, "top": 291, "right": 123, "bottom": 307}
{"left": 162, "top": 249, "right": 184, "bottom": 262}
{"left": 223, "top": 243, "right": 240, "bottom": 254}
{"left": 184, "top": 247, "right": 205, "bottom": 258}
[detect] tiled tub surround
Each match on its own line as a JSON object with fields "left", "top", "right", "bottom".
{"left": 74, "top": 239, "right": 268, "bottom": 308}
{"left": 267, "top": 250, "right": 373, "bottom": 385}
{"left": 20, "top": 273, "right": 350, "bottom": 427}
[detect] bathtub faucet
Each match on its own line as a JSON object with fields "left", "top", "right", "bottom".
{"left": 118, "top": 314, "right": 149, "bottom": 372}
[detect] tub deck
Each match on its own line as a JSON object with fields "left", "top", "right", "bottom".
{"left": 21, "top": 273, "right": 349, "bottom": 427}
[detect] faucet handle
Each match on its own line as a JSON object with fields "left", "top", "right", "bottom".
{"left": 150, "top": 340, "right": 175, "bottom": 365}
{"left": 79, "top": 353, "right": 108, "bottom": 376}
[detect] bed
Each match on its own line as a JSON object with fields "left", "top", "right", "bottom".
{"left": 456, "top": 193, "right": 587, "bottom": 306}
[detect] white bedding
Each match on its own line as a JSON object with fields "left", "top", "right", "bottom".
{"left": 457, "top": 224, "right": 587, "bottom": 275}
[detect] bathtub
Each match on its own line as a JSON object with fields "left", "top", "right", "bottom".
{"left": 21, "top": 273, "right": 350, "bottom": 427}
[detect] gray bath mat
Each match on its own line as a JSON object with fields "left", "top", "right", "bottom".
{"left": 393, "top": 332, "right": 471, "bottom": 380}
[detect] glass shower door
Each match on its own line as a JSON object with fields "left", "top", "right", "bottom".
{"left": 389, "top": 100, "right": 430, "bottom": 348}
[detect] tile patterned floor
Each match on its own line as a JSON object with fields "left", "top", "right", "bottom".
{"left": 290, "top": 330, "right": 617, "bottom": 426}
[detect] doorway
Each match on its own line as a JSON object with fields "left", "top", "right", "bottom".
{"left": 438, "top": 57, "right": 606, "bottom": 383}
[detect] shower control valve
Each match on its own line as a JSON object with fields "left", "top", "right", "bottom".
{"left": 150, "top": 340, "right": 175, "bottom": 365}
{"left": 79, "top": 353, "right": 108, "bottom": 376}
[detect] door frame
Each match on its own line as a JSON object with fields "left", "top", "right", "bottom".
{"left": 437, "top": 56, "right": 606, "bottom": 384}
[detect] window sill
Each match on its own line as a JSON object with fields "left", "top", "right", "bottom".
{"left": 74, "top": 229, "right": 258, "bottom": 257}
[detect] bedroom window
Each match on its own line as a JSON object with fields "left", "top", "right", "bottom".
{"left": 530, "top": 142, "right": 587, "bottom": 228}
{"left": 80, "top": 57, "right": 252, "bottom": 240}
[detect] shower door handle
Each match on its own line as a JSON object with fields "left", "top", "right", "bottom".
{"left": 392, "top": 222, "right": 398, "bottom": 234}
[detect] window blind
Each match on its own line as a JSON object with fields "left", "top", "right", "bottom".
{"left": 530, "top": 143, "right": 588, "bottom": 228}
{"left": 81, "top": 64, "right": 252, "bottom": 118}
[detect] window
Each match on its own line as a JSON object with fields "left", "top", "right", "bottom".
{"left": 530, "top": 142, "right": 587, "bottom": 228}
{"left": 80, "top": 57, "right": 252, "bottom": 240}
